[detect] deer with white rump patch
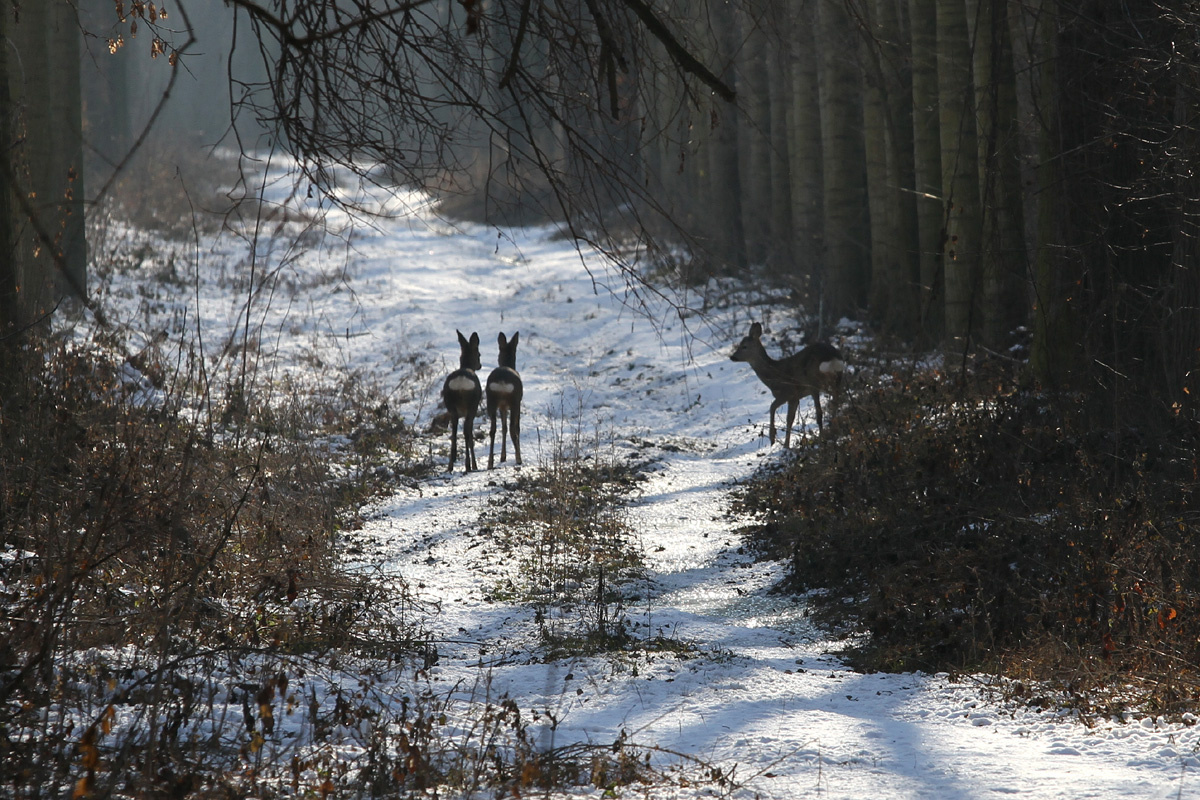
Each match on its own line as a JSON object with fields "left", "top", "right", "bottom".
{"left": 730, "top": 321, "right": 845, "bottom": 447}
{"left": 486, "top": 331, "right": 523, "bottom": 469}
{"left": 442, "top": 330, "right": 482, "bottom": 472}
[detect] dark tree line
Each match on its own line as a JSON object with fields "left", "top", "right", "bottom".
{"left": 635, "top": 0, "right": 1199, "bottom": 422}
{"left": 2, "top": 0, "right": 1198, "bottom": 424}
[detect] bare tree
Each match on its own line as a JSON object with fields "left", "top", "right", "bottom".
{"left": 198, "top": 0, "right": 737, "bottom": 275}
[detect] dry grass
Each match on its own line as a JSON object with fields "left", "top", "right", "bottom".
{"left": 481, "top": 440, "right": 650, "bottom": 656}
{"left": 735, "top": 350, "right": 1200, "bottom": 718}
{"left": 0, "top": 331, "right": 435, "bottom": 794}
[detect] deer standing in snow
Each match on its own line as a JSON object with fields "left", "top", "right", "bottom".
{"left": 730, "top": 321, "right": 845, "bottom": 447}
{"left": 442, "top": 330, "right": 482, "bottom": 472}
{"left": 486, "top": 331, "right": 523, "bottom": 469}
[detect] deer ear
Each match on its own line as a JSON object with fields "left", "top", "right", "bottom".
{"left": 510, "top": 332, "right": 519, "bottom": 346}
{"left": 457, "top": 330, "right": 468, "bottom": 346}
{"left": 497, "top": 332, "right": 507, "bottom": 347}
{"left": 749, "top": 322, "right": 763, "bottom": 338}
{"left": 470, "top": 332, "right": 480, "bottom": 345}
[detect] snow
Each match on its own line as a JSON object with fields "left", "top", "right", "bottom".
{"left": 98, "top": 167, "right": 1200, "bottom": 798}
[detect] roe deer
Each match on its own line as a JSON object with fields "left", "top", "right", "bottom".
{"left": 442, "top": 330, "right": 482, "bottom": 472}
{"left": 730, "top": 321, "right": 845, "bottom": 447}
{"left": 486, "top": 331, "right": 523, "bottom": 469}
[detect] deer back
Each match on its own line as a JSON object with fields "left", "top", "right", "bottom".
{"left": 487, "top": 332, "right": 523, "bottom": 407}
{"left": 443, "top": 330, "right": 482, "bottom": 415}
{"left": 731, "top": 323, "right": 843, "bottom": 401}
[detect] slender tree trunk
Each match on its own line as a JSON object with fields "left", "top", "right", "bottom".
{"left": 863, "top": 4, "right": 892, "bottom": 325}
{"left": 788, "top": 0, "right": 824, "bottom": 290}
{"left": 739, "top": 6, "right": 772, "bottom": 267}
{"left": 708, "top": 0, "right": 747, "bottom": 271}
{"left": 910, "top": 0, "right": 944, "bottom": 344}
{"left": 1026, "top": 0, "right": 1077, "bottom": 388}
{"left": 1165, "top": 66, "right": 1200, "bottom": 412}
{"left": 767, "top": 25, "right": 794, "bottom": 275}
{"left": 817, "top": 0, "right": 868, "bottom": 320}
{"left": 881, "top": 0, "right": 920, "bottom": 337}
{"left": 53, "top": 1, "right": 86, "bottom": 299}
{"left": 863, "top": 0, "right": 917, "bottom": 336}
{"left": 971, "top": 0, "right": 1025, "bottom": 348}
{"left": 0, "top": 2, "right": 16, "bottom": 340}
{"left": 937, "top": 0, "right": 982, "bottom": 356}
{"left": 0, "top": 1, "right": 87, "bottom": 337}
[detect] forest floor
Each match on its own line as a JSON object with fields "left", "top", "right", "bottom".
{"left": 18, "top": 161, "right": 1200, "bottom": 798}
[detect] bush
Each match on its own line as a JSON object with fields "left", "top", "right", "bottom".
{"left": 0, "top": 333, "right": 432, "bottom": 796}
{"left": 736, "top": 354, "right": 1200, "bottom": 716}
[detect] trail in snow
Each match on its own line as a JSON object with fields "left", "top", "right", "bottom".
{"left": 322, "top": 190, "right": 1199, "bottom": 799}
{"left": 107, "top": 173, "right": 1200, "bottom": 798}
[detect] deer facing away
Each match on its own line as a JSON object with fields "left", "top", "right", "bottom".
{"left": 486, "top": 331, "right": 523, "bottom": 469}
{"left": 442, "top": 330, "right": 482, "bottom": 472}
{"left": 730, "top": 321, "right": 845, "bottom": 447}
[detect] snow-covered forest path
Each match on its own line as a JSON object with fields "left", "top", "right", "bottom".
{"left": 114, "top": 174, "right": 1200, "bottom": 798}
{"left": 311, "top": 190, "right": 1200, "bottom": 799}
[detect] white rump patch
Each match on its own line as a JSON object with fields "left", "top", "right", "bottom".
{"left": 448, "top": 376, "right": 478, "bottom": 392}
{"left": 820, "top": 358, "right": 845, "bottom": 374}
{"left": 490, "top": 381, "right": 516, "bottom": 395}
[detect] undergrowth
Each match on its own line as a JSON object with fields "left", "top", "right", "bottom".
{"left": 0, "top": 326, "right": 441, "bottom": 797}
{"left": 481, "top": 439, "right": 651, "bottom": 658}
{"left": 735, "top": 354, "right": 1200, "bottom": 719}
{"left": 0, "top": 145, "right": 682, "bottom": 797}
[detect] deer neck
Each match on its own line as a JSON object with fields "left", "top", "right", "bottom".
{"left": 745, "top": 344, "right": 782, "bottom": 380}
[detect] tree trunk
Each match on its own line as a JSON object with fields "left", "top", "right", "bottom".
{"left": 0, "top": 2, "right": 16, "bottom": 340}
{"left": 863, "top": 0, "right": 918, "bottom": 336}
{"left": 767, "top": 24, "right": 794, "bottom": 275}
{"left": 1026, "top": 0, "right": 1077, "bottom": 388}
{"left": 881, "top": 0, "right": 920, "bottom": 338}
{"left": 739, "top": 6, "right": 772, "bottom": 267}
{"left": 1165, "top": 62, "right": 1200, "bottom": 412}
{"left": 708, "top": 0, "right": 746, "bottom": 272}
{"left": 0, "top": 1, "right": 87, "bottom": 338}
{"left": 971, "top": 0, "right": 1026, "bottom": 349}
{"left": 787, "top": 0, "right": 824, "bottom": 292}
{"left": 910, "top": 0, "right": 944, "bottom": 344}
{"left": 817, "top": 0, "right": 868, "bottom": 321}
{"left": 937, "top": 0, "right": 982, "bottom": 356}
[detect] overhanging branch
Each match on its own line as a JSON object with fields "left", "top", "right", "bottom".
{"left": 619, "top": 0, "right": 735, "bottom": 102}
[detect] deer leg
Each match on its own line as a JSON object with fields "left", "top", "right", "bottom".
{"left": 499, "top": 410, "right": 509, "bottom": 463}
{"left": 813, "top": 393, "right": 824, "bottom": 433}
{"left": 512, "top": 404, "right": 522, "bottom": 465}
{"left": 488, "top": 408, "right": 498, "bottom": 470}
{"left": 768, "top": 398, "right": 785, "bottom": 444}
{"left": 783, "top": 400, "right": 797, "bottom": 448}
{"left": 464, "top": 415, "right": 476, "bottom": 472}
{"left": 449, "top": 417, "right": 459, "bottom": 472}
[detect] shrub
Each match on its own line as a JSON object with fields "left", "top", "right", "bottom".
{"left": 0, "top": 332, "right": 433, "bottom": 796}
{"left": 736, "top": 355, "right": 1200, "bottom": 715}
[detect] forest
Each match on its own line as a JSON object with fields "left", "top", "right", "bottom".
{"left": 5, "top": 0, "right": 1199, "bottom": 416}
{"left": 2, "top": 0, "right": 1200, "bottom": 796}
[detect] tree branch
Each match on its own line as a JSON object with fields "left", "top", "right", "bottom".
{"left": 618, "top": 0, "right": 735, "bottom": 102}
{"left": 226, "top": 0, "right": 439, "bottom": 48}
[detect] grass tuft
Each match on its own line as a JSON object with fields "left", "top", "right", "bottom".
{"left": 483, "top": 445, "right": 649, "bottom": 656}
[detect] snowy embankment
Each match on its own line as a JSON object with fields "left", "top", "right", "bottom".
{"left": 110, "top": 169, "right": 1200, "bottom": 799}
